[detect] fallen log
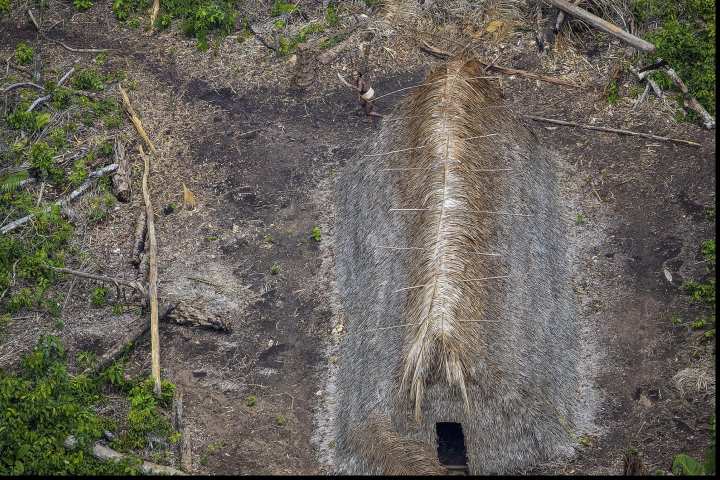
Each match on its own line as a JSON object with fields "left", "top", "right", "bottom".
{"left": 139, "top": 144, "right": 162, "bottom": 396}
{"left": 160, "top": 301, "right": 232, "bottom": 333}
{"left": 111, "top": 137, "right": 132, "bottom": 202}
{"left": 83, "top": 316, "right": 150, "bottom": 376}
{"left": 131, "top": 208, "right": 147, "bottom": 266}
{"left": 62, "top": 436, "right": 185, "bottom": 475}
{"left": 524, "top": 114, "right": 701, "bottom": 146}
{"left": 546, "top": 0, "right": 655, "bottom": 54}
{"left": 180, "top": 426, "right": 193, "bottom": 473}
{"left": 1, "top": 163, "right": 118, "bottom": 233}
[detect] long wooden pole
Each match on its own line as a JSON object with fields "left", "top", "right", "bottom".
{"left": 139, "top": 144, "right": 162, "bottom": 396}
{"left": 546, "top": 0, "right": 655, "bottom": 54}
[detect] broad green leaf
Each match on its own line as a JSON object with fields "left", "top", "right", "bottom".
{"left": 672, "top": 454, "right": 703, "bottom": 475}
{"left": 16, "top": 444, "right": 30, "bottom": 459}
{"left": 704, "top": 446, "right": 716, "bottom": 475}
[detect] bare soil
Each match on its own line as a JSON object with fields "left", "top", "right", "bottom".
{"left": 1, "top": 2, "right": 715, "bottom": 475}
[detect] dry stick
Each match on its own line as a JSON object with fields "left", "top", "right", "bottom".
{"left": 0, "top": 82, "right": 45, "bottom": 93}
{"left": 480, "top": 62, "right": 581, "bottom": 88}
{"left": 524, "top": 115, "right": 701, "bottom": 146}
{"left": 546, "top": 0, "right": 655, "bottom": 54}
{"left": 139, "top": 144, "right": 162, "bottom": 396}
{"left": 418, "top": 41, "right": 580, "bottom": 88}
{"left": 656, "top": 60, "right": 715, "bottom": 129}
{"left": 62, "top": 436, "right": 185, "bottom": 475}
{"left": 553, "top": 0, "right": 584, "bottom": 33}
{"left": 26, "top": 67, "right": 74, "bottom": 112}
{"left": 119, "top": 84, "right": 158, "bottom": 155}
{"left": 1, "top": 164, "right": 118, "bottom": 233}
{"left": 51, "top": 266, "right": 148, "bottom": 299}
{"left": 150, "top": 0, "right": 160, "bottom": 27}
{"left": 45, "top": 38, "right": 107, "bottom": 53}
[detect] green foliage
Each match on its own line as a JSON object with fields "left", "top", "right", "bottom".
{"left": 633, "top": 0, "right": 715, "bottom": 118}
{"left": 271, "top": 0, "right": 299, "bottom": 17}
{"left": 69, "top": 157, "right": 90, "bottom": 186}
{"left": 606, "top": 79, "right": 621, "bottom": 105}
{"left": 90, "top": 286, "right": 108, "bottom": 307}
{"left": 326, "top": 6, "right": 341, "bottom": 27}
{"left": 0, "top": 170, "right": 29, "bottom": 193}
{"left": 28, "top": 141, "right": 56, "bottom": 173}
{"left": 671, "top": 414, "right": 715, "bottom": 475}
{"left": 14, "top": 43, "right": 34, "bottom": 66}
{"left": 0, "top": 0, "right": 10, "bottom": 15}
{"left": 112, "top": 377, "right": 176, "bottom": 451}
{"left": 73, "top": 0, "right": 93, "bottom": 10}
{"left": 0, "top": 335, "right": 144, "bottom": 475}
{"left": 72, "top": 68, "right": 105, "bottom": 92}
{"left": 246, "top": 395, "right": 256, "bottom": 406}
{"left": 276, "top": 413, "right": 285, "bottom": 426}
{"left": 310, "top": 226, "right": 321, "bottom": 242}
{"left": 670, "top": 316, "right": 683, "bottom": 325}
{"left": 6, "top": 105, "right": 50, "bottom": 133}
{"left": 270, "top": 265, "right": 279, "bottom": 275}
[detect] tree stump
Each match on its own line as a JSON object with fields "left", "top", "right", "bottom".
{"left": 293, "top": 43, "right": 314, "bottom": 88}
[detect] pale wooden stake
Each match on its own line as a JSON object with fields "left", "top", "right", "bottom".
{"left": 139, "top": 144, "right": 162, "bottom": 396}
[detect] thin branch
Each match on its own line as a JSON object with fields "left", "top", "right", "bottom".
{"left": 45, "top": 38, "right": 107, "bottom": 53}
{"left": 0, "top": 82, "right": 45, "bottom": 93}
{"left": 1, "top": 164, "right": 119, "bottom": 233}
{"left": 524, "top": 115, "right": 701, "bottom": 146}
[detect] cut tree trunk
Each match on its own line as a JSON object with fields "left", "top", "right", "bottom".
{"left": 131, "top": 208, "right": 147, "bottom": 266}
{"left": 112, "top": 137, "right": 131, "bottom": 202}
{"left": 546, "top": 0, "right": 655, "bottom": 54}
{"left": 293, "top": 43, "right": 314, "bottom": 88}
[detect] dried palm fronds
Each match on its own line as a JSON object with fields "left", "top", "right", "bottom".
{"left": 331, "top": 56, "right": 582, "bottom": 474}
{"left": 348, "top": 414, "right": 450, "bottom": 476}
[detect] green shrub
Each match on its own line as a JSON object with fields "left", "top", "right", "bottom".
{"left": 73, "top": 0, "right": 93, "bottom": 10}
{"left": 0, "top": 0, "right": 11, "bottom": 15}
{"left": 633, "top": 0, "right": 715, "bottom": 117}
{"left": 14, "top": 43, "right": 33, "bottom": 66}
{"left": 72, "top": 68, "right": 105, "bottom": 92}
{"left": 0, "top": 335, "right": 143, "bottom": 475}
{"left": 28, "top": 141, "right": 56, "bottom": 173}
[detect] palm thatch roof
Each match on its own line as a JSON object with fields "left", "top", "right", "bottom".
{"left": 329, "top": 57, "right": 581, "bottom": 475}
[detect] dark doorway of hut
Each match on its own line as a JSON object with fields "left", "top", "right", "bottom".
{"left": 437, "top": 422, "right": 469, "bottom": 474}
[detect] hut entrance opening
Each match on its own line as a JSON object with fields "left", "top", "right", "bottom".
{"left": 436, "top": 422, "right": 469, "bottom": 473}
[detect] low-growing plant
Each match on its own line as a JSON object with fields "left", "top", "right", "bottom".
{"left": 276, "top": 413, "right": 286, "bottom": 426}
{"left": 72, "top": 68, "right": 105, "bottom": 92}
{"left": 310, "top": 226, "right": 321, "bottom": 242}
{"left": 246, "top": 395, "right": 256, "bottom": 406}
{"left": 90, "top": 286, "right": 108, "bottom": 307}
{"left": 14, "top": 43, "right": 33, "bottom": 66}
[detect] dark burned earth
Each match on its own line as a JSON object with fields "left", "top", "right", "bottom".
{"left": 0, "top": 2, "right": 715, "bottom": 476}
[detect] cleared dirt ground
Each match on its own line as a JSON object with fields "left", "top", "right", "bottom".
{"left": 0, "top": 1, "right": 715, "bottom": 475}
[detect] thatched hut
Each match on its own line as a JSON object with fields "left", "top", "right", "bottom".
{"left": 327, "top": 57, "right": 582, "bottom": 475}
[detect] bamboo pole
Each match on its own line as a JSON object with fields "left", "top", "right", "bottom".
{"left": 139, "top": 144, "right": 162, "bottom": 396}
